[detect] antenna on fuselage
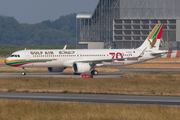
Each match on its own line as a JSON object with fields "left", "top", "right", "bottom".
{"left": 63, "top": 45, "right": 67, "bottom": 50}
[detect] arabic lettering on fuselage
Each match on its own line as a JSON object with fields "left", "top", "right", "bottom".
{"left": 59, "top": 51, "right": 75, "bottom": 54}
{"left": 30, "top": 51, "right": 76, "bottom": 55}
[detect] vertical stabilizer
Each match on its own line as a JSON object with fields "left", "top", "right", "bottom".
{"left": 138, "top": 23, "right": 164, "bottom": 50}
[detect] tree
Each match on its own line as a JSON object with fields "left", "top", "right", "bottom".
{"left": 0, "top": 13, "right": 77, "bottom": 46}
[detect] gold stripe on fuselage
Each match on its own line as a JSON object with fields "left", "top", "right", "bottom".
{"left": 5, "top": 59, "right": 26, "bottom": 64}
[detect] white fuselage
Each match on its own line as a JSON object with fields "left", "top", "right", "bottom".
{"left": 5, "top": 49, "right": 157, "bottom": 68}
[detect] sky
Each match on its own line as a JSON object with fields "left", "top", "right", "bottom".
{"left": 0, "top": 0, "right": 99, "bottom": 24}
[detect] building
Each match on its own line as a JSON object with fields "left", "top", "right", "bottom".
{"left": 76, "top": 0, "right": 180, "bottom": 50}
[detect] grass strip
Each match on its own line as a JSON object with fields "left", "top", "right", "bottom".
{"left": 0, "top": 73, "right": 180, "bottom": 96}
{"left": 0, "top": 99, "right": 179, "bottom": 120}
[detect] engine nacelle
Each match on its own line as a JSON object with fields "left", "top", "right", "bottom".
{"left": 73, "top": 62, "right": 91, "bottom": 73}
{"left": 47, "top": 67, "right": 66, "bottom": 72}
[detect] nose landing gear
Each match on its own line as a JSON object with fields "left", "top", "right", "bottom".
{"left": 21, "top": 67, "right": 26, "bottom": 75}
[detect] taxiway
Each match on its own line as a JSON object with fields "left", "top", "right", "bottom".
{"left": 0, "top": 68, "right": 180, "bottom": 78}
{"left": 0, "top": 92, "right": 179, "bottom": 105}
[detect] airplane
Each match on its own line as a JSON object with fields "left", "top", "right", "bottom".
{"left": 5, "top": 23, "right": 166, "bottom": 75}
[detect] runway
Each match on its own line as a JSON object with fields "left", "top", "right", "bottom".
{"left": 0, "top": 68, "right": 180, "bottom": 78}
{"left": 0, "top": 92, "right": 180, "bottom": 105}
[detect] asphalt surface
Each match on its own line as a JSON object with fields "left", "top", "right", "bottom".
{"left": 118, "top": 68, "right": 180, "bottom": 74}
{"left": 0, "top": 72, "right": 123, "bottom": 78}
{"left": 0, "top": 92, "right": 180, "bottom": 105}
{"left": 0, "top": 64, "right": 7, "bottom": 67}
{"left": 0, "top": 68, "right": 180, "bottom": 78}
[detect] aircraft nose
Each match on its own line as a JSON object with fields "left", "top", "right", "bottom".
{"left": 4, "top": 58, "right": 9, "bottom": 65}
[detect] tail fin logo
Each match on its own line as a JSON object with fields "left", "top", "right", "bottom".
{"left": 148, "top": 37, "right": 157, "bottom": 49}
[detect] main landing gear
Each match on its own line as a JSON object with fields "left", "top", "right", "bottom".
{"left": 21, "top": 67, "right": 26, "bottom": 75}
{"left": 73, "top": 70, "right": 98, "bottom": 75}
{"left": 91, "top": 70, "right": 98, "bottom": 75}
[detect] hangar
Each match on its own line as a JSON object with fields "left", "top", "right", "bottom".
{"left": 76, "top": 0, "right": 180, "bottom": 50}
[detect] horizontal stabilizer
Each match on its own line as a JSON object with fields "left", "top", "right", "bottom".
{"left": 151, "top": 50, "right": 171, "bottom": 56}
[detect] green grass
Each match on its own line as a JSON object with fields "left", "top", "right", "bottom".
{"left": 0, "top": 45, "right": 76, "bottom": 56}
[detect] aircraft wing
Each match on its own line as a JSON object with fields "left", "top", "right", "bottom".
{"left": 74, "top": 48, "right": 147, "bottom": 64}
{"left": 76, "top": 58, "right": 125, "bottom": 64}
{"left": 63, "top": 48, "right": 146, "bottom": 67}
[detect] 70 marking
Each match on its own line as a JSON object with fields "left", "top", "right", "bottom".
{"left": 109, "top": 52, "right": 123, "bottom": 59}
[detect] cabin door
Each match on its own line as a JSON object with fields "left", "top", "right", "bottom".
{"left": 25, "top": 51, "right": 30, "bottom": 61}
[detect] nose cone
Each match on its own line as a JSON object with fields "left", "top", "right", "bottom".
{"left": 4, "top": 59, "right": 7, "bottom": 64}
{"left": 4, "top": 58, "right": 10, "bottom": 65}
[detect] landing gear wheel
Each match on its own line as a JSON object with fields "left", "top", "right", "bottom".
{"left": 22, "top": 67, "right": 26, "bottom": 75}
{"left": 91, "top": 70, "right": 98, "bottom": 75}
{"left": 94, "top": 70, "right": 98, "bottom": 75}
{"left": 21, "top": 72, "right": 26, "bottom": 75}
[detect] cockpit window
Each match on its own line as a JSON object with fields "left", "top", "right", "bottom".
{"left": 10, "top": 54, "right": 20, "bottom": 57}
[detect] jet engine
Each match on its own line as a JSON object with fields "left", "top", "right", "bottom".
{"left": 47, "top": 67, "right": 66, "bottom": 72}
{"left": 73, "top": 62, "right": 91, "bottom": 73}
